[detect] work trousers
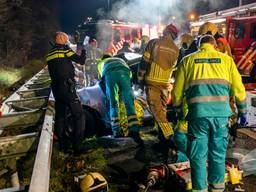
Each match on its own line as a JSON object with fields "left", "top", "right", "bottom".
{"left": 145, "top": 84, "right": 174, "bottom": 139}
{"left": 187, "top": 117, "right": 229, "bottom": 192}
{"left": 105, "top": 70, "right": 139, "bottom": 136}
{"left": 174, "top": 130, "right": 189, "bottom": 162}
{"left": 52, "top": 79, "right": 85, "bottom": 153}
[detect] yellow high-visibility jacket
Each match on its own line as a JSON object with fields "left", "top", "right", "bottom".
{"left": 138, "top": 36, "right": 179, "bottom": 85}
{"left": 172, "top": 43, "right": 247, "bottom": 119}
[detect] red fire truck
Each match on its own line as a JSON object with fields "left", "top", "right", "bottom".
{"left": 76, "top": 20, "right": 159, "bottom": 55}
{"left": 190, "top": 2, "right": 256, "bottom": 80}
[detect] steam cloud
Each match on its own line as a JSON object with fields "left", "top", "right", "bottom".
{"left": 99, "top": 0, "right": 227, "bottom": 29}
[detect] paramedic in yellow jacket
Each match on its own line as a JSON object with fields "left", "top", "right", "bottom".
{"left": 172, "top": 35, "right": 247, "bottom": 192}
{"left": 138, "top": 24, "right": 179, "bottom": 146}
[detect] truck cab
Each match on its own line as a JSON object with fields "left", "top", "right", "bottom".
{"left": 226, "top": 17, "right": 256, "bottom": 78}
{"left": 76, "top": 20, "right": 159, "bottom": 55}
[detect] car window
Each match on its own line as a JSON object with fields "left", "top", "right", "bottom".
{"left": 124, "top": 29, "right": 130, "bottom": 41}
{"left": 250, "top": 23, "right": 256, "bottom": 39}
{"left": 234, "top": 22, "right": 245, "bottom": 39}
{"left": 132, "top": 29, "right": 138, "bottom": 39}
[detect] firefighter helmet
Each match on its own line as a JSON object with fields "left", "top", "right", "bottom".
{"left": 55, "top": 31, "right": 69, "bottom": 45}
{"left": 80, "top": 172, "right": 108, "bottom": 192}
{"left": 180, "top": 33, "right": 194, "bottom": 49}
{"left": 198, "top": 22, "right": 218, "bottom": 36}
{"left": 163, "top": 24, "right": 178, "bottom": 40}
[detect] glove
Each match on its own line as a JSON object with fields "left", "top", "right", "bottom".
{"left": 238, "top": 113, "right": 248, "bottom": 127}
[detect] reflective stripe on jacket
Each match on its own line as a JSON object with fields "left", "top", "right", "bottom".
{"left": 46, "top": 44, "right": 86, "bottom": 82}
{"left": 98, "top": 57, "right": 131, "bottom": 77}
{"left": 172, "top": 43, "right": 247, "bottom": 119}
{"left": 138, "top": 36, "right": 179, "bottom": 85}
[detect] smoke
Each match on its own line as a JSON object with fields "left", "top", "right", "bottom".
{"left": 95, "top": 0, "right": 228, "bottom": 50}
{"left": 203, "top": 0, "right": 225, "bottom": 9}
{"left": 97, "top": 0, "right": 228, "bottom": 29}
{"left": 110, "top": 0, "right": 184, "bottom": 26}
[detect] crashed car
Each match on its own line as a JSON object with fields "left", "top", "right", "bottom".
{"left": 65, "top": 52, "right": 153, "bottom": 138}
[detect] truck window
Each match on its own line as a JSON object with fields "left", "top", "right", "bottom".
{"left": 234, "top": 22, "right": 245, "bottom": 39}
{"left": 251, "top": 23, "right": 256, "bottom": 40}
{"left": 132, "top": 29, "right": 138, "bottom": 39}
{"left": 114, "top": 29, "right": 121, "bottom": 43}
{"left": 124, "top": 29, "right": 130, "bottom": 41}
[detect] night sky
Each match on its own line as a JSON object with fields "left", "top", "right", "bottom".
{"left": 56, "top": 0, "right": 256, "bottom": 34}
{"left": 56, "top": 0, "right": 114, "bottom": 33}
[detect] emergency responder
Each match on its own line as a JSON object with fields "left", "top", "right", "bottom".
{"left": 199, "top": 22, "right": 232, "bottom": 56}
{"left": 98, "top": 54, "right": 144, "bottom": 146}
{"left": 184, "top": 22, "right": 232, "bottom": 58}
{"left": 177, "top": 33, "right": 194, "bottom": 66}
{"left": 46, "top": 31, "right": 87, "bottom": 155}
{"left": 138, "top": 24, "right": 179, "bottom": 150}
{"left": 139, "top": 35, "right": 150, "bottom": 54}
{"left": 85, "top": 38, "right": 102, "bottom": 86}
{"left": 172, "top": 35, "right": 248, "bottom": 192}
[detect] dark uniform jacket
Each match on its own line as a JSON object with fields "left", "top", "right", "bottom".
{"left": 46, "top": 44, "right": 86, "bottom": 84}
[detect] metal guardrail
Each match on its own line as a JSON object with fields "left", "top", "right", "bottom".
{"left": 29, "top": 97, "right": 54, "bottom": 192}
{"left": 0, "top": 109, "right": 45, "bottom": 130}
{"left": 6, "top": 96, "right": 48, "bottom": 111}
{"left": 0, "top": 67, "right": 53, "bottom": 191}
{"left": 17, "top": 87, "right": 51, "bottom": 99}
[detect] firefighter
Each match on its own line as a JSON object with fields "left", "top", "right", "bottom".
{"left": 177, "top": 33, "right": 194, "bottom": 66}
{"left": 198, "top": 22, "right": 232, "bottom": 56}
{"left": 182, "top": 22, "right": 232, "bottom": 61}
{"left": 172, "top": 35, "right": 247, "bottom": 192}
{"left": 138, "top": 24, "right": 179, "bottom": 151}
{"left": 46, "top": 32, "right": 87, "bottom": 155}
{"left": 98, "top": 54, "right": 144, "bottom": 147}
{"left": 85, "top": 38, "right": 103, "bottom": 86}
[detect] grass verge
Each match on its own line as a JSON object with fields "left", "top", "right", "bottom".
{"left": 0, "top": 59, "right": 46, "bottom": 101}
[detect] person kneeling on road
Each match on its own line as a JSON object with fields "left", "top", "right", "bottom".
{"left": 98, "top": 53, "right": 144, "bottom": 147}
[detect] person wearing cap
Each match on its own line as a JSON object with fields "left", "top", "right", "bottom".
{"left": 97, "top": 53, "right": 144, "bottom": 147}
{"left": 46, "top": 32, "right": 87, "bottom": 155}
{"left": 138, "top": 24, "right": 179, "bottom": 153}
{"left": 172, "top": 35, "right": 247, "bottom": 192}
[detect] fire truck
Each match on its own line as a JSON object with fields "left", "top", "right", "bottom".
{"left": 190, "top": 2, "right": 256, "bottom": 81}
{"left": 76, "top": 20, "right": 159, "bottom": 55}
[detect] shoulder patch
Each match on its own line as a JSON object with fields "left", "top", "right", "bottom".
{"left": 194, "top": 58, "right": 221, "bottom": 64}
